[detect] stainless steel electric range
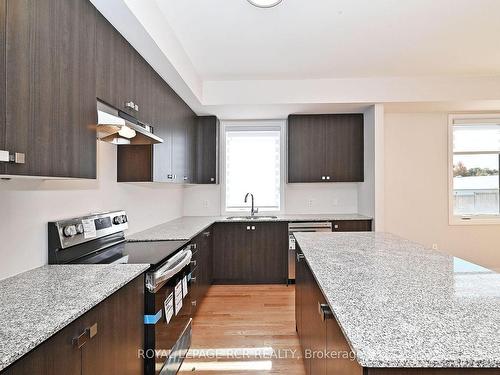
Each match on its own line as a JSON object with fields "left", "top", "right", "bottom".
{"left": 48, "top": 211, "right": 194, "bottom": 375}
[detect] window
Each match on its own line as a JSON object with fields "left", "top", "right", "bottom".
{"left": 449, "top": 115, "right": 500, "bottom": 224}
{"left": 222, "top": 121, "right": 284, "bottom": 213}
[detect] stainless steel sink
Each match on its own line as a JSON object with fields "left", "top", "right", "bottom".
{"left": 226, "top": 215, "right": 278, "bottom": 220}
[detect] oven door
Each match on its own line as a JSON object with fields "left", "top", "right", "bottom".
{"left": 144, "top": 261, "right": 194, "bottom": 375}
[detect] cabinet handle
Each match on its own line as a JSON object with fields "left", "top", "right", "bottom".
{"left": 183, "top": 176, "right": 189, "bottom": 181}
{"left": 321, "top": 176, "right": 326, "bottom": 180}
{"left": 191, "top": 276, "right": 197, "bottom": 283}
{"left": 167, "top": 174, "right": 174, "bottom": 180}
{"left": 124, "top": 101, "right": 135, "bottom": 110}
{"left": 318, "top": 303, "right": 334, "bottom": 321}
{"left": 326, "top": 176, "right": 330, "bottom": 180}
{"left": 0, "top": 150, "right": 25, "bottom": 164}
{"left": 190, "top": 243, "right": 197, "bottom": 250}
{"left": 210, "top": 177, "right": 215, "bottom": 182}
{"left": 251, "top": 226, "right": 256, "bottom": 231}
{"left": 191, "top": 260, "right": 197, "bottom": 267}
{"left": 334, "top": 224, "right": 339, "bottom": 229}
{"left": 203, "top": 231, "right": 211, "bottom": 237}
{"left": 73, "top": 323, "right": 98, "bottom": 349}
{"left": 134, "top": 104, "right": 139, "bottom": 112}
{"left": 246, "top": 226, "right": 251, "bottom": 231}
{"left": 192, "top": 300, "right": 197, "bottom": 307}
{"left": 296, "top": 253, "right": 305, "bottom": 262}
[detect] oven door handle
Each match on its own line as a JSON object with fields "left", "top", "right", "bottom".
{"left": 151, "top": 249, "right": 193, "bottom": 290}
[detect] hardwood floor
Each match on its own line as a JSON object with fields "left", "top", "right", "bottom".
{"left": 179, "top": 285, "right": 306, "bottom": 375}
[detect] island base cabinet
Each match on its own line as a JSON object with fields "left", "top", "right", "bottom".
{"left": 2, "top": 275, "right": 144, "bottom": 375}
{"left": 296, "top": 245, "right": 362, "bottom": 375}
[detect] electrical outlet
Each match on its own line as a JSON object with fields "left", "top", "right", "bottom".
{"left": 307, "top": 199, "right": 314, "bottom": 208}
{"left": 432, "top": 243, "right": 438, "bottom": 250}
{"left": 203, "top": 200, "right": 209, "bottom": 208}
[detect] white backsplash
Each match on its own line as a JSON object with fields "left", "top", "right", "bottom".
{"left": 183, "top": 183, "right": 359, "bottom": 216}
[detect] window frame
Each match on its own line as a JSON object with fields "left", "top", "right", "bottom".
{"left": 448, "top": 113, "right": 500, "bottom": 225}
{"left": 220, "top": 120, "right": 286, "bottom": 216}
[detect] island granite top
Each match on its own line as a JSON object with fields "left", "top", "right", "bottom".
{"left": 127, "top": 214, "right": 372, "bottom": 242}
{"left": 0, "top": 264, "right": 149, "bottom": 371}
{"left": 293, "top": 231, "right": 500, "bottom": 368}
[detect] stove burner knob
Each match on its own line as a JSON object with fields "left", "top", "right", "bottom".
{"left": 113, "top": 216, "right": 123, "bottom": 225}
{"left": 63, "top": 225, "right": 77, "bottom": 237}
{"left": 75, "top": 223, "right": 84, "bottom": 234}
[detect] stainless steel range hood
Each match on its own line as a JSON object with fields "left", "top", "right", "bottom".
{"left": 96, "top": 101, "right": 163, "bottom": 145}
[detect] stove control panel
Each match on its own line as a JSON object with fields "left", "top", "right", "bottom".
{"left": 49, "top": 211, "right": 128, "bottom": 249}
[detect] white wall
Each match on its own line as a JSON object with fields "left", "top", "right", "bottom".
{"left": 384, "top": 112, "right": 500, "bottom": 271}
{"left": 183, "top": 183, "right": 359, "bottom": 216}
{"left": 0, "top": 141, "right": 184, "bottom": 280}
{"left": 358, "top": 104, "right": 385, "bottom": 230}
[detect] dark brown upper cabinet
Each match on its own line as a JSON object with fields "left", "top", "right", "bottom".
{"left": 288, "top": 114, "right": 364, "bottom": 183}
{"left": 117, "top": 113, "right": 219, "bottom": 184}
{"left": 194, "top": 116, "right": 219, "bottom": 184}
{"left": 1, "top": 0, "right": 97, "bottom": 178}
{"left": 95, "top": 13, "right": 135, "bottom": 117}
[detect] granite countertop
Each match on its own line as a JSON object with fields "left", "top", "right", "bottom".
{"left": 0, "top": 264, "right": 149, "bottom": 371}
{"left": 127, "top": 214, "right": 372, "bottom": 242}
{"left": 293, "top": 232, "right": 500, "bottom": 368}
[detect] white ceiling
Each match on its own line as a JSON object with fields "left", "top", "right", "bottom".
{"left": 155, "top": 0, "right": 500, "bottom": 81}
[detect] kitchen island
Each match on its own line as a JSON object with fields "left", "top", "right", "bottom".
{"left": 293, "top": 232, "right": 500, "bottom": 374}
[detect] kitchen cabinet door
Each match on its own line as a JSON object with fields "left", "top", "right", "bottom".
{"left": 171, "top": 121, "right": 187, "bottom": 183}
{"left": 117, "top": 145, "right": 153, "bottom": 182}
{"left": 82, "top": 276, "right": 144, "bottom": 375}
{"left": 184, "top": 119, "right": 196, "bottom": 183}
{"left": 133, "top": 57, "right": 154, "bottom": 126}
{"left": 151, "top": 79, "right": 173, "bottom": 183}
{"left": 324, "top": 114, "right": 364, "bottom": 182}
{"left": 250, "top": 222, "right": 288, "bottom": 284}
{"left": 332, "top": 220, "right": 373, "bottom": 232}
{"left": 288, "top": 115, "right": 326, "bottom": 183}
{"left": 213, "top": 223, "right": 253, "bottom": 283}
{"left": 95, "top": 12, "right": 135, "bottom": 115}
{"left": 2, "top": 315, "right": 83, "bottom": 375}
{"left": 194, "top": 116, "right": 219, "bottom": 184}
{"left": 4, "top": 0, "right": 97, "bottom": 178}
{"left": 326, "top": 312, "right": 363, "bottom": 375}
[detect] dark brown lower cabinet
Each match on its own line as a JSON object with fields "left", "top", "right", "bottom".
{"left": 332, "top": 219, "right": 373, "bottom": 232}
{"left": 190, "top": 227, "right": 214, "bottom": 314}
{"left": 2, "top": 275, "right": 144, "bottom": 375}
{"left": 213, "top": 222, "right": 288, "bottom": 284}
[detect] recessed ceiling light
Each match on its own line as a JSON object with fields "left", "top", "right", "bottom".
{"left": 247, "top": 0, "right": 283, "bottom": 8}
